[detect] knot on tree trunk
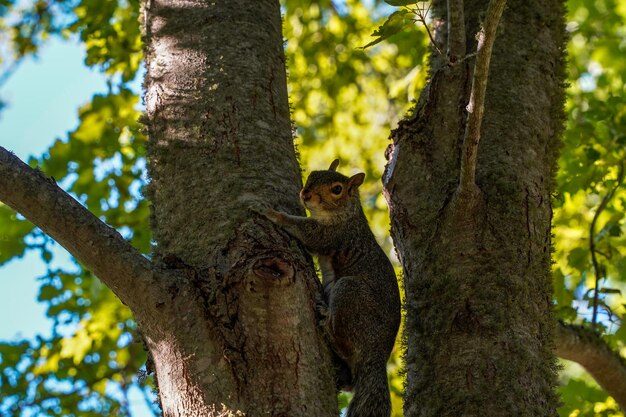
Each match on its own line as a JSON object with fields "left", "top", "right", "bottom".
{"left": 252, "top": 256, "right": 295, "bottom": 284}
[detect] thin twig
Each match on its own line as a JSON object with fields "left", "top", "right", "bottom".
{"left": 458, "top": 0, "right": 507, "bottom": 194}
{"left": 413, "top": 13, "right": 443, "bottom": 56}
{"left": 591, "top": 163, "right": 624, "bottom": 327}
{"left": 406, "top": 2, "right": 443, "bottom": 56}
{"left": 459, "top": 51, "right": 478, "bottom": 62}
{"left": 595, "top": 248, "right": 612, "bottom": 259}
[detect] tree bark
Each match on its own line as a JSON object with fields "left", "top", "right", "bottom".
{"left": 4, "top": 0, "right": 626, "bottom": 415}
{"left": 141, "top": 0, "right": 336, "bottom": 415}
{"left": 556, "top": 322, "right": 626, "bottom": 411}
{"left": 0, "top": 2, "right": 336, "bottom": 415}
{"left": 384, "top": 0, "right": 566, "bottom": 416}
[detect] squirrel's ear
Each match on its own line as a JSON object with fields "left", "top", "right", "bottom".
{"left": 348, "top": 173, "right": 365, "bottom": 190}
{"left": 328, "top": 159, "right": 340, "bottom": 172}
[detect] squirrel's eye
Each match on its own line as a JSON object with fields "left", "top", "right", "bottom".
{"left": 331, "top": 185, "right": 343, "bottom": 195}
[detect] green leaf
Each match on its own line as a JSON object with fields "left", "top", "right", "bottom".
{"left": 585, "top": 146, "right": 601, "bottom": 162}
{"left": 555, "top": 305, "right": 578, "bottom": 321}
{"left": 338, "top": 392, "right": 351, "bottom": 411}
{"left": 41, "top": 249, "right": 52, "bottom": 263}
{"left": 608, "top": 224, "right": 622, "bottom": 237}
{"left": 558, "top": 378, "right": 613, "bottom": 417}
{"left": 38, "top": 284, "right": 61, "bottom": 302}
{"left": 384, "top": 0, "right": 418, "bottom": 6}
{"left": 567, "top": 247, "right": 589, "bottom": 271}
{"left": 363, "top": 10, "right": 413, "bottom": 49}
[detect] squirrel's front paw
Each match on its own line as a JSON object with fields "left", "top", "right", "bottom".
{"left": 251, "top": 206, "right": 286, "bottom": 224}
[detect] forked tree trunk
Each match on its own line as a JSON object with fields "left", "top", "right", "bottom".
{"left": 384, "top": 0, "right": 566, "bottom": 416}
{"left": 0, "top": 0, "right": 612, "bottom": 415}
{"left": 140, "top": 0, "right": 336, "bottom": 415}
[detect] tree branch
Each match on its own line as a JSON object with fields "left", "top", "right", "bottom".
{"left": 590, "top": 163, "right": 624, "bottom": 326}
{"left": 556, "top": 321, "right": 626, "bottom": 410}
{"left": 0, "top": 146, "right": 155, "bottom": 317}
{"left": 458, "top": 0, "right": 507, "bottom": 194}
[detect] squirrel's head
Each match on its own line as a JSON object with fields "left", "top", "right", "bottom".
{"left": 300, "top": 159, "right": 365, "bottom": 218}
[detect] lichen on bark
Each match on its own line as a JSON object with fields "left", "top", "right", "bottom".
{"left": 384, "top": 1, "right": 567, "bottom": 416}
{"left": 140, "top": 0, "right": 336, "bottom": 415}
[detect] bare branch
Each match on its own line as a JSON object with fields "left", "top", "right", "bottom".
{"left": 0, "top": 146, "right": 155, "bottom": 317}
{"left": 412, "top": 4, "right": 443, "bottom": 56}
{"left": 458, "top": 0, "right": 507, "bottom": 194}
{"left": 556, "top": 321, "right": 626, "bottom": 410}
{"left": 590, "top": 163, "right": 624, "bottom": 326}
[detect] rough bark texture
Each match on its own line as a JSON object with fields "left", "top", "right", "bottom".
{"left": 383, "top": 1, "right": 566, "bottom": 416}
{"left": 5, "top": 0, "right": 626, "bottom": 415}
{"left": 141, "top": 0, "right": 336, "bottom": 415}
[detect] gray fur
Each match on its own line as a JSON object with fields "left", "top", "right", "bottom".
{"left": 264, "top": 164, "right": 401, "bottom": 417}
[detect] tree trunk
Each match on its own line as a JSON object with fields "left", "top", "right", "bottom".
{"left": 141, "top": 0, "right": 336, "bottom": 415}
{"left": 384, "top": 1, "right": 566, "bottom": 416}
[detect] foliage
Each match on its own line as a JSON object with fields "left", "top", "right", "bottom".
{"left": 551, "top": 0, "right": 626, "bottom": 414}
{"left": 0, "top": 0, "right": 624, "bottom": 416}
{"left": 0, "top": 84, "right": 151, "bottom": 415}
{"left": 1, "top": 0, "right": 148, "bottom": 410}
{"left": 558, "top": 362, "right": 625, "bottom": 417}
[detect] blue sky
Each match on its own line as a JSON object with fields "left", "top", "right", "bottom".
{"left": 0, "top": 38, "right": 151, "bottom": 416}
{"left": 1, "top": 38, "right": 107, "bottom": 340}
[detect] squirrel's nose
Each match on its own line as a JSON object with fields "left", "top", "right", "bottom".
{"left": 300, "top": 189, "right": 312, "bottom": 202}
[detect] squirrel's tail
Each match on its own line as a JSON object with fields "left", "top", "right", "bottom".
{"left": 346, "top": 359, "right": 391, "bottom": 417}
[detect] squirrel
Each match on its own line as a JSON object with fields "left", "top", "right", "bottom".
{"left": 260, "top": 159, "right": 401, "bottom": 417}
